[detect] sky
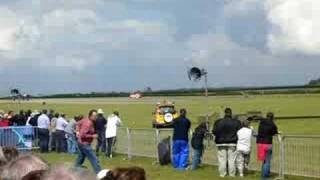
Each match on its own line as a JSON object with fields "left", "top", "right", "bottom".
{"left": 0, "top": 0, "right": 319, "bottom": 95}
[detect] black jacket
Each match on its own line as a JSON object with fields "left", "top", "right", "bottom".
{"left": 191, "top": 126, "right": 207, "bottom": 150}
{"left": 212, "top": 117, "right": 241, "bottom": 144}
{"left": 173, "top": 116, "right": 191, "bottom": 141}
{"left": 256, "top": 119, "right": 278, "bottom": 144}
{"left": 95, "top": 115, "right": 107, "bottom": 132}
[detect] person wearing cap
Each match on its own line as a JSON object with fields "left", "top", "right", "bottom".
{"left": 95, "top": 109, "right": 107, "bottom": 156}
{"left": 212, "top": 108, "right": 241, "bottom": 177}
{"left": 105, "top": 111, "right": 121, "bottom": 158}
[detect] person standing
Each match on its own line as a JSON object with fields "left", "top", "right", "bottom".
{"left": 212, "top": 108, "right": 241, "bottom": 177}
{"left": 50, "top": 113, "right": 59, "bottom": 152}
{"left": 236, "top": 119, "right": 254, "bottom": 177}
{"left": 172, "top": 109, "right": 191, "bottom": 170}
{"left": 257, "top": 112, "right": 279, "bottom": 179}
{"left": 75, "top": 109, "right": 101, "bottom": 174}
{"left": 37, "top": 110, "right": 50, "bottom": 153}
{"left": 65, "top": 116, "right": 79, "bottom": 154}
{"left": 55, "top": 114, "right": 68, "bottom": 153}
{"left": 105, "top": 111, "right": 121, "bottom": 158}
{"left": 95, "top": 109, "right": 107, "bottom": 156}
{"left": 191, "top": 122, "right": 207, "bottom": 170}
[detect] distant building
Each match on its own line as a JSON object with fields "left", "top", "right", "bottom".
{"left": 129, "top": 91, "right": 142, "bottom": 99}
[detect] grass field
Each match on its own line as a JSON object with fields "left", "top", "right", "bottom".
{"left": 2, "top": 94, "right": 320, "bottom": 180}
{"left": 39, "top": 153, "right": 317, "bottom": 180}
{"left": 1, "top": 94, "right": 320, "bottom": 134}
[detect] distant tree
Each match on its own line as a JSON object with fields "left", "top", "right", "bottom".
{"left": 145, "top": 87, "right": 152, "bottom": 92}
{"left": 308, "top": 78, "right": 320, "bottom": 85}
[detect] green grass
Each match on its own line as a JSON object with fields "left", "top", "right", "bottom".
{"left": 39, "top": 153, "right": 316, "bottom": 180}
{"left": 1, "top": 94, "right": 320, "bottom": 134}
{"left": 3, "top": 94, "right": 318, "bottom": 179}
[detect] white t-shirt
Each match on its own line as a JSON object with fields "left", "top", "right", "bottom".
{"left": 237, "top": 127, "right": 253, "bottom": 154}
{"left": 105, "top": 115, "right": 121, "bottom": 138}
{"left": 37, "top": 114, "right": 50, "bottom": 129}
{"left": 56, "top": 117, "right": 68, "bottom": 131}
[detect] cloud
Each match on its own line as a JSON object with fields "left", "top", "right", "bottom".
{"left": 0, "top": 7, "right": 19, "bottom": 51}
{"left": 266, "top": 0, "right": 320, "bottom": 55}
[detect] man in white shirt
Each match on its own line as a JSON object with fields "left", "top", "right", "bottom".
{"left": 55, "top": 114, "right": 68, "bottom": 153}
{"left": 37, "top": 110, "right": 50, "bottom": 153}
{"left": 105, "top": 111, "right": 121, "bottom": 158}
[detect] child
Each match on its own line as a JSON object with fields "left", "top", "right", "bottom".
{"left": 236, "top": 118, "right": 253, "bottom": 177}
{"left": 191, "top": 122, "right": 207, "bottom": 170}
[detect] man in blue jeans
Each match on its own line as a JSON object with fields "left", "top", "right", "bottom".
{"left": 75, "top": 110, "right": 101, "bottom": 174}
{"left": 172, "top": 109, "right": 191, "bottom": 170}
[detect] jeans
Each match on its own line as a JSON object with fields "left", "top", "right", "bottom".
{"left": 75, "top": 143, "right": 101, "bottom": 174}
{"left": 262, "top": 146, "right": 273, "bottom": 178}
{"left": 217, "top": 146, "right": 237, "bottom": 177}
{"left": 96, "top": 131, "right": 106, "bottom": 154}
{"left": 172, "top": 140, "right": 189, "bottom": 170}
{"left": 106, "top": 137, "right": 116, "bottom": 157}
{"left": 56, "top": 130, "right": 67, "bottom": 153}
{"left": 67, "top": 133, "right": 77, "bottom": 154}
{"left": 38, "top": 128, "right": 49, "bottom": 153}
{"left": 191, "top": 148, "right": 203, "bottom": 170}
{"left": 50, "top": 131, "right": 58, "bottom": 152}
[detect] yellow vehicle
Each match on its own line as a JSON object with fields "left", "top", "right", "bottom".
{"left": 152, "top": 103, "right": 179, "bottom": 128}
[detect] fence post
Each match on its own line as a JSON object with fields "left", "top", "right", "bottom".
{"left": 155, "top": 129, "right": 160, "bottom": 164}
{"left": 278, "top": 134, "right": 285, "bottom": 179}
{"left": 126, "top": 128, "right": 132, "bottom": 159}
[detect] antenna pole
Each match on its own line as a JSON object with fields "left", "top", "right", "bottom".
{"left": 204, "top": 72, "right": 209, "bottom": 130}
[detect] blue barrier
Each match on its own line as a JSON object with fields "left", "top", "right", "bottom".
{"left": 0, "top": 126, "right": 39, "bottom": 151}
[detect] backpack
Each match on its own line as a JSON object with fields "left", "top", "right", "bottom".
{"left": 158, "top": 137, "right": 171, "bottom": 165}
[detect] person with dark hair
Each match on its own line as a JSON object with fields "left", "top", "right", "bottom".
{"left": 14, "top": 110, "right": 26, "bottom": 126}
{"left": 37, "top": 110, "right": 50, "bottom": 153}
{"left": 75, "top": 109, "right": 101, "bottom": 174}
{"left": 56, "top": 114, "right": 68, "bottom": 153}
{"left": 105, "top": 111, "right": 121, "bottom": 158}
{"left": 95, "top": 109, "right": 107, "bottom": 156}
{"left": 97, "top": 167, "right": 146, "bottom": 180}
{"left": 191, "top": 122, "right": 207, "bottom": 170}
{"left": 257, "top": 112, "right": 279, "bottom": 179}
{"left": 212, "top": 108, "right": 241, "bottom": 177}
{"left": 172, "top": 108, "right": 191, "bottom": 170}
{"left": 48, "top": 110, "right": 55, "bottom": 121}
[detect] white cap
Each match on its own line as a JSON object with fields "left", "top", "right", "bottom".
{"left": 97, "top": 109, "right": 104, "bottom": 114}
{"left": 97, "top": 169, "right": 110, "bottom": 179}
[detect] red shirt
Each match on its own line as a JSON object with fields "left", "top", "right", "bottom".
{"left": 77, "top": 118, "right": 96, "bottom": 144}
{"left": 0, "top": 120, "right": 10, "bottom": 127}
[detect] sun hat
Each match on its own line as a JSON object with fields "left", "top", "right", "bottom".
{"left": 97, "top": 109, "right": 104, "bottom": 114}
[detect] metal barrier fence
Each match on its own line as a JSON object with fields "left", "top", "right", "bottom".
{"left": 0, "top": 126, "right": 39, "bottom": 151}
{"left": 114, "top": 127, "right": 320, "bottom": 179}
{"left": 0, "top": 127, "right": 319, "bottom": 178}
